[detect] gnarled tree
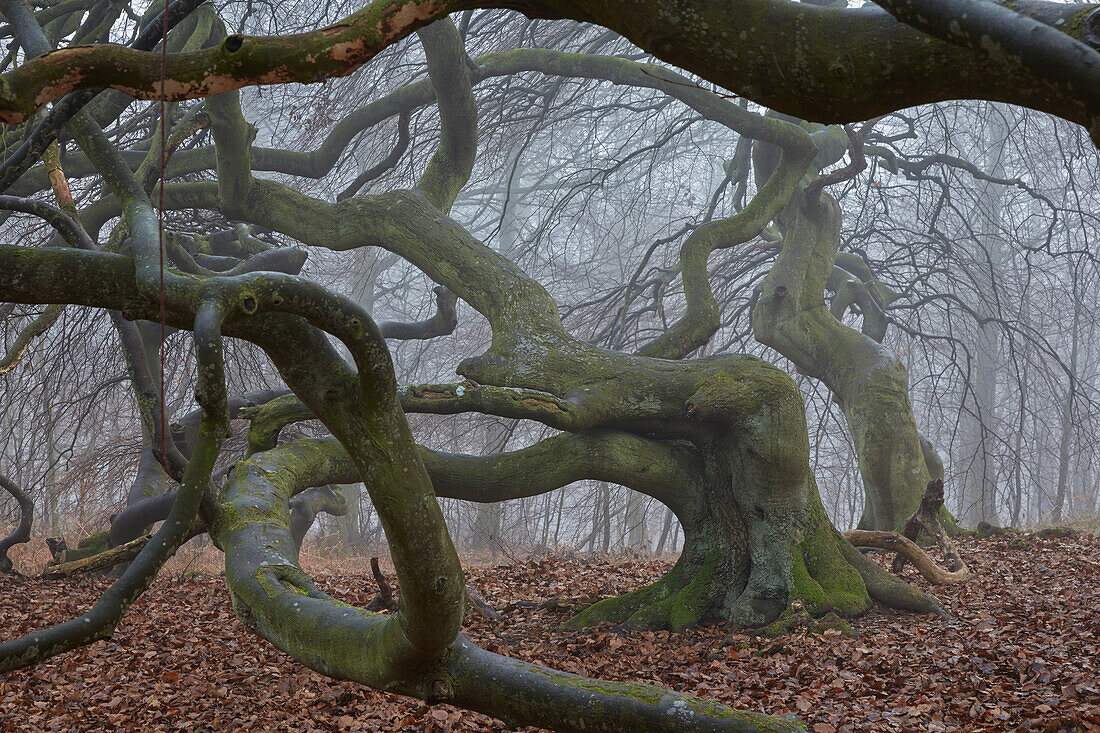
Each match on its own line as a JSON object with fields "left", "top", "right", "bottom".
{"left": 2, "top": 0, "right": 1099, "bottom": 730}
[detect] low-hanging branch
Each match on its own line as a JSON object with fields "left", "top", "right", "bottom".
{"left": 1, "top": 0, "right": 1098, "bottom": 143}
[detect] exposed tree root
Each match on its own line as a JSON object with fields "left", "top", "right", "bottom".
{"left": 842, "top": 479, "right": 970, "bottom": 587}
{"left": 843, "top": 529, "right": 971, "bottom": 585}
{"left": 466, "top": 585, "right": 504, "bottom": 621}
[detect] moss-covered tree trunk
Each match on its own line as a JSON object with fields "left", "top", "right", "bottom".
{"left": 561, "top": 361, "right": 934, "bottom": 630}
{"left": 415, "top": 356, "right": 938, "bottom": 632}
{"left": 188, "top": 59, "right": 943, "bottom": 628}
{"left": 752, "top": 141, "right": 949, "bottom": 532}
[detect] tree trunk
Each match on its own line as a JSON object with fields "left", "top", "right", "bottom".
{"left": 753, "top": 183, "right": 945, "bottom": 532}
{"left": 1053, "top": 268, "right": 1081, "bottom": 523}
{"left": 625, "top": 490, "right": 648, "bottom": 551}
{"left": 468, "top": 418, "right": 511, "bottom": 554}
{"left": 958, "top": 103, "right": 1009, "bottom": 527}
{"left": 654, "top": 506, "right": 675, "bottom": 555}
{"left": 568, "top": 468, "right": 933, "bottom": 630}
{"left": 598, "top": 481, "right": 612, "bottom": 553}
{"left": 555, "top": 361, "right": 936, "bottom": 630}
{"left": 470, "top": 502, "right": 502, "bottom": 554}
{"left": 335, "top": 482, "right": 364, "bottom": 550}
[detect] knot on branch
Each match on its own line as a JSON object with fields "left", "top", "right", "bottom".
{"left": 347, "top": 316, "right": 365, "bottom": 339}
{"left": 239, "top": 291, "right": 258, "bottom": 315}
{"left": 224, "top": 35, "right": 244, "bottom": 53}
{"left": 427, "top": 678, "right": 453, "bottom": 705}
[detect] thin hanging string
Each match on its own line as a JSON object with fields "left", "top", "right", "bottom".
{"left": 157, "top": 0, "right": 170, "bottom": 466}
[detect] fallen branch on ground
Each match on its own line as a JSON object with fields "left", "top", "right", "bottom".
{"left": 843, "top": 529, "right": 971, "bottom": 585}
{"left": 894, "top": 479, "right": 968, "bottom": 574}
{"left": 41, "top": 534, "right": 153, "bottom": 579}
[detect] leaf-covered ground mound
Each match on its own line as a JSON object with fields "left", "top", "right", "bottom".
{"left": 1, "top": 533, "right": 1098, "bottom": 732}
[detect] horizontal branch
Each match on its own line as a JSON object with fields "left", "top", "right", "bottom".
{"left": 844, "top": 530, "right": 972, "bottom": 585}
{"left": 424, "top": 429, "right": 703, "bottom": 510}
{"left": 445, "top": 637, "right": 800, "bottom": 732}
{"left": 1, "top": 0, "right": 1097, "bottom": 140}
{"left": 41, "top": 535, "right": 152, "bottom": 579}
{"left": 873, "top": 0, "right": 1100, "bottom": 143}
{"left": 399, "top": 381, "right": 582, "bottom": 430}
{"left": 379, "top": 285, "right": 457, "bottom": 340}
{"left": 0, "top": 0, "right": 463, "bottom": 124}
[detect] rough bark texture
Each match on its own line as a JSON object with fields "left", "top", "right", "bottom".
{"left": 2, "top": 0, "right": 1099, "bottom": 141}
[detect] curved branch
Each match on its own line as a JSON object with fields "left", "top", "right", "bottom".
{"left": 0, "top": 195, "right": 97, "bottom": 249}
{"left": 0, "top": 0, "right": 463, "bottom": 124}
{"left": 871, "top": 0, "right": 1100, "bottom": 142}
{"left": 241, "top": 392, "right": 314, "bottom": 456}
{"left": 336, "top": 109, "right": 411, "bottom": 201}
{"left": 0, "top": 0, "right": 209, "bottom": 191}
{"left": 415, "top": 18, "right": 477, "bottom": 211}
{"left": 379, "top": 285, "right": 458, "bottom": 340}
{"left": 289, "top": 485, "right": 347, "bottom": 547}
{"left": 0, "top": 304, "right": 64, "bottom": 376}
{"left": 0, "top": 473, "right": 33, "bottom": 574}
{"left": 109, "top": 493, "right": 175, "bottom": 548}
{"left": 844, "top": 530, "right": 971, "bottom": 585}
{"left": 10, "top": 45, "right": 820, "bottom": 194}
{"left": 213, "top": 438, "right": 797, "bottom": 732}
{"left": 444, "top": 637, "right": 797, "bottom": 732}
{"left": 424, "top": 429, "right": 703, "bottom": 512}
{"left": 1, "top": 0, "right": 1097, "bottom": 139}
{"left": 637, "top": 131, "right": 816, "bottom": 359}
{"left": 109, "top": 481, "right": 349, "bottom": 551}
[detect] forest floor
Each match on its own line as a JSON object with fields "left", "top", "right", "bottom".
{"left": 0, "top": 532, "right": 1098, "bottom": 732}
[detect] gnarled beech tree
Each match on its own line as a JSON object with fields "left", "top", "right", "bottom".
{"left": 2, "top": 0, "right": 1099, "bottom": 730}
{"left": 747, "top": 121, "right": 955, "bottom": 532}
{"left": 750, "top": 136, "right": 950, "bottom": 532}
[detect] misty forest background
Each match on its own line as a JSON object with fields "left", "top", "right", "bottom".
{"left": 2, "top": 7, "right": 1097, "bottom": 557}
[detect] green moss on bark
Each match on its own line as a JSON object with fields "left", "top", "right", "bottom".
{"left": 64, "top": 530, "right": 110, "bottom": 561}
{"left": 792, "top": 496, "right": 870, "bottom": 617}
